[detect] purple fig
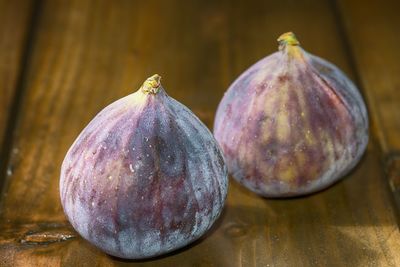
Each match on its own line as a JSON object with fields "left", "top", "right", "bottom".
{"left": 60, "top": 75, "right": 228, "bottom": 259}
{"left": 214, "top": 32, "right": 368, "bottom": 197}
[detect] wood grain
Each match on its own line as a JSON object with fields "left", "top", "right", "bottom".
{"left": 337, "top": 0, "right": 400, "bottom": 156}
{"left": 337, "top": 0, "right": 400, "bottom": 223}
{"left": 0, "top": 0, "right": 34, "bottom": 168}
{"left": 0, "top": 0, "right": 400, "bottom": 266}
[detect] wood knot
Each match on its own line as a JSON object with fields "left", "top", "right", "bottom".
{"left": 224, "top": 223, "right": 248, "bottom": 238}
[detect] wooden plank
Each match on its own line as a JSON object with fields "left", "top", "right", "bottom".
{"left": 336, "top": 0, "right": 400, "bottom": 221}
{"left": 337, "top": 0, "right": 400, "bottom": 156}
{"left": 0, "top": 0, "right": 34, "bottom": 170}
{"left": 1, "top": 0, "right": 400, "bottom": 266}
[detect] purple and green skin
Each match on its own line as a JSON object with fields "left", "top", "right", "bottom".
{"left": 214, "top": 32, "right": 368, "bottom": 197}
{"left": 60, "top": 75, "right": 228, "bottom": 259}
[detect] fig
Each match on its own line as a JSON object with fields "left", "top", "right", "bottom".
{"left": 214, "top": 32, "right": 368, "bottom": 197}
{"left": 60, "top": 75, "right": 228, "bottom": 259}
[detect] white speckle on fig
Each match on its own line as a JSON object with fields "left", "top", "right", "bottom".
{"left": 129, "top": 164, "right": 134, "bottom": 173}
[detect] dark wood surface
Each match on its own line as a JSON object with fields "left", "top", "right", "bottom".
{"left": 337, "top": 0, "right": 400, "bottom": 219}
{"left": 1, "top": 0, "right": 400, "bottom": 266}
{"left": 0, "top": 0, "right": 33, "bottom": 164}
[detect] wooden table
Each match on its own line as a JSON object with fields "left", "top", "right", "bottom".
{"left": 1, "top": 0, "right": 400, "bottom": 266}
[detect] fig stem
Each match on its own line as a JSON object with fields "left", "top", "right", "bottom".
{"left": 278, "top": 32, "right": 300, "bottom": 51}
{"left": 141, "top": 74, "right": 162, "bottom": 94}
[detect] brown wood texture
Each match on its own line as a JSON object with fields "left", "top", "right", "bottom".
{"left": 0, "top": 0, "right": 400, "bottom": 266}
{"left": 0, "top": 0, "right": 34, "bottom": 164}
{"left": 337, "top": 0, "right": 400, "bottom": 156}
{"left": 337, "top": 0, "right": 400, "bottom": 224}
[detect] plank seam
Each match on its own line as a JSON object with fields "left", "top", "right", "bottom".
{"left": 329, "top": 0, "right": 388, "bottom": 154}
{"left": 329, "top": 0, "right": 400, "bottom": 229}
{"left": 0, "top": 0, "right": 43, "bottom": 194}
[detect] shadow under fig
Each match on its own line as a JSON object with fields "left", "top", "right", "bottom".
{"left": 99, "top": 151, "right": 389, "bottom": 264}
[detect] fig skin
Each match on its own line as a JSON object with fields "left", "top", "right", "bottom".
{"left": 60, "top": 75, "right": 228, "bottom": 259}
{"left": 214, "top": 32, "right": 368, "bottom": 197}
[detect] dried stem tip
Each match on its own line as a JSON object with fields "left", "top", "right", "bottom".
{"left": 141, "top": 74, "right": 162, "bottom": 94}
{"left": 278, "top": 32, "right": 300, "bottom": 51}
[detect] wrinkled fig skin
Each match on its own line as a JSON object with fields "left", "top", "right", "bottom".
{"left": 60, "top": 75, "right": 228, "bottom": 259}
{"left": 214, "top": 32, "right": 368, "bottom": 197}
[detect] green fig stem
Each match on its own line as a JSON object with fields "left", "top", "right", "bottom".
{"left": 277, "top": 32, "right": 304, "bottom": 59}
{"left": 278, "top": 32, "right": 300, "bottom": 49}
{"left": 141, "top": 74, "right": 162, "bottom": 94}
{"left": 278, "top": 32, "right": 300, "bottom": 50}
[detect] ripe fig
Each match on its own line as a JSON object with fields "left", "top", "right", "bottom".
{"left": 214, "top": 32, "right": 368, "bottom": 197}
{"left": 60, "top": 75, "right": 228, "bottom": 259}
